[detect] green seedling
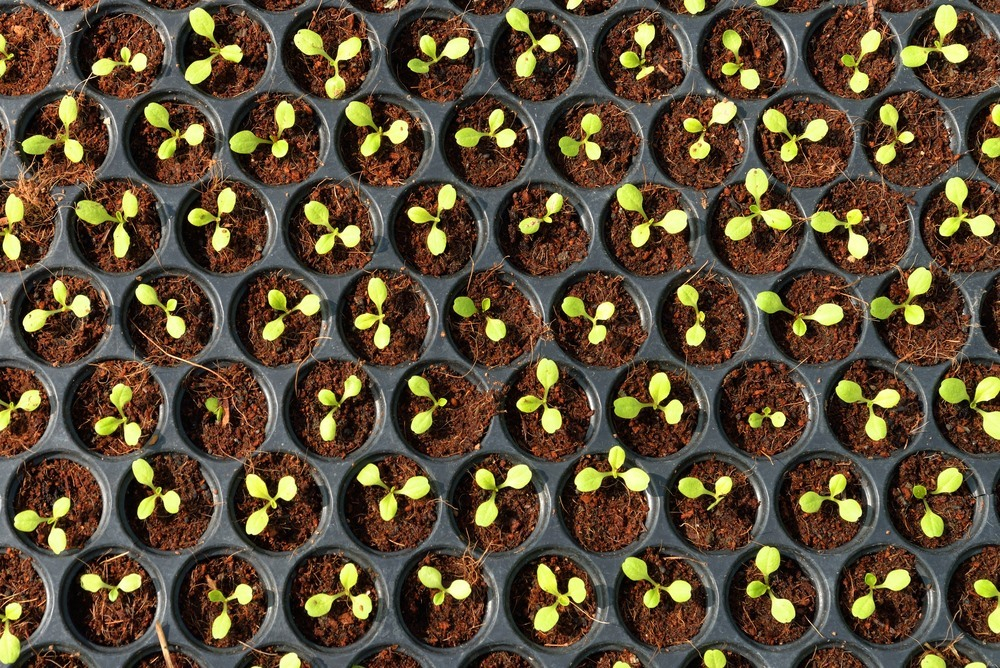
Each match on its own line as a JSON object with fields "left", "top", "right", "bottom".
{"left": 0, "top": 602, "right": 22, "bottom": 665}
{"left": 574, "top": 445, "right": 650, "bottom": 493}
{"left": 143, "top": 102, "right": 205, "bottom": 160}
{"left": 810, "top": 208, "right": 869, "bottom": 260}
{"left": 1, "top": 193, "right": 24, "bottom": 261}
{"left": 506, "top": 8, "right": 561, "bottom": 77}
{"left": 185, "top": 7, "right": 243, "bottom": 85}
{"left": 318, "top": 375, "right": 362, "bottom": 442}
{"left": 725, "top": 168, "right": 793, "bottom": 241}
{"left": 850, "top": 569, "right": 911, "bottom": 619}
{"left": 473, "top": 464, "right": 532, "bottom": 527}
{"left": 453, "top": 296, "right": 506, "bottom": 342}
{"left": 187, "top": 187, "right": 235, "bottom": 253}
{"left": 920, "top": 656, "right": 986, "bottom": 668}
{"left": 262, "top": 289, "right": 321, "bottom": 342}
{"left": 901, "top": 4, "right": 968, "bottom": 67}
{"left": 208, "top": 583, "right": 253, "bottom": 640}
{"left": 720, "top": 30, "right": 759, "bottom": 90}
{"left": 252, "top": 653, "right": 300, "bottom": 668}
{"left": 418, "top": 566, "right": 471, "bottom": 605}
{"left": 678, "top": 473, "right": 732, "bottom": 511}
{"left": 95, "top": 383, "right": 142, "bottom": 446}
{"left": 677, "top": 285, "right": 706, "bottom": 346}
{"left": 132, "top": 458, "right": 180, "bottom": 520}
{"left": 939, "top": 177, "right": 996, "bottom": 238}
{"left": 618, "top": 22, "right": 656, "bottom": 80}
{"left": 13, "top": 496, "right": 70, "bottom": 554}
{"left": 841, "top": 30, "right": 881, "bottom": 93}
{"left": 455, "top": 108, "right": 517, "bottom": 149}
{"left": 305, "top": 200, "right": 361, "bottom": 255}
{"left": 79, "top": 571, "right": 142, "bottom": 603}
{"left": 761, "top": 109, "right": 829, "bottom": 162}
{"left": 135, "top": 283, "right": 186, "bottom": 339}
{"left": 911, "top": 467, "right": 964, "bottom": 538}
{"left": 407, "top": 374, "right": 446, "bottom": 435}
{"left": 561, "top": 296, "right": 614, "bottom": 345}
{"left": 621, "top": 556, "right": 692, "bottom": 608}
{"left": 205, "top": 397, "right": 224, "bottom": 423}
{"left": 835, "top": 379, "right": 901, "bottom": 441}
{"left": 91, "top": 47, "right": 147, "bottom": 76}
{"left": 22, "top": 95, "right": 83, "bottom": 163}
{"left": 613, "top": 371, "right": 683, "bottom": 424}
{"left": 0, "top": 34, "right": 13, "bottom": 80}
{"left": 973, "top": 578, "right": 1000, "bottom": 633}
{"left": 407, "top": 34, "right": 470, "bottom": 73}
{"left": 755, "top": 291, "right": 844, "bottom": 336}
{"left": 703, "top": 650, "right": 727, "bottom": 668}
{"left": 0, "top": 389, "right": 40, "bottom": 432}
{"left": 305, "top": 562, "right": 373, "bottom": 620}
{"left": 982, "top": 105, "right": 1000, "bottom": 158}
{"left": 75, "top": 189, "right": 138, "bottom": 259}
{"left": 516, "top": 358, "right": 563, "bottom": 434}
{"left": 407, "top": 184, "right": 456, "bottom": 256}
{"left": 345, "top": 101, "right": 409, "bottom": 157}
{"left": 746, "top": 546, "right": 795, "bottom": 623}
{"left": 292, "top": 29, "right": 362, "bottom": 99}
{"left": 558, "top": 113, "right": 602, "bottom": 160}
{"left": 244, "top": 474, "right": 297, "bottom": 535}
{"left": 749, "top": 406, "right": 785, "bottom": 428}
{"left": 354, "top": 276, "right": 391, "bottom": 350}
{"left": 684, "top": 100, "right": 738, "bottom": 160}
{"left": 870, "top": 267, "right": 932, "bottom": 325}
{"left": 519, "top": 192, "right": 564, "bottom": 234}
{"left": 533, "top": 563, "right": 586, "bottom": 633}
{"left": 875, "top": 103, "right": 915, "bottom": 165}
{"left": 356, "top": 462, "right": 430, "bottom": 521}
{"left": 230, "top": 101, "right": 296, "bottom": 158}
{"left": 798, "top": 473, "right": 863, "bottom": 522}
{"left": 616, "top": 183, "right": 688, "bottom": 248}
{"left": 939, "top": 375, "right": 1000, "bottom": 440}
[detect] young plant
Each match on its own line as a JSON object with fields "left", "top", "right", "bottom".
{"left": 835, "top": 380, "right": 901, "bottom": 441}
{"left": 515, "top": 358, "right": 563, "bottom": 434}
{"left": 1, "top": 193, "right": 24, "bottom": 261}
{"left": 505, "top": 8, "right": 561, "bottom": 77}
{"left": 252, "top": 653, "right": 301, "bottom": 668}
{"left": 973, "top": 578, "right": 1000, "bottom": 633}
{"left": 798, "top": 473, "right": 863, "bottom": 522}
{"left": 939, "top": 177, "right": 996, "bottom": 238}
{"left": 185, "top": 7, "right": 243, "bottom": 85}
{"left": 187, "top": 187, "right": 235, "bottom": 253}
{"left": 0, "top": 34, "right": 12, "bottom": 80}
{"left": 304, "top": 562, "right": 373, "bottom": 620}
{"left": 621, "top": 556, "right": 692, "bottom": 607}
{"left": 207, "top": 583, "right": 253, "bottom": 640}
{"left": 938, "top": 376, "right": 1000, "bottom": 440}
{"left": 244, "top": 474, "right": 297, "bottom": 535}
{"left": 22, "top": 95, "right": 83, "bottom": 163}
{"left": 921, "top": 657, "right": 986, "bottom": 668}
{"left": 684, "top": 100, "right": 738, "bottom": 160}
{"left": 75, "top": 189, "right": 138, "bottom": 259}
{"left": 473, "top": 464, "right": 532, "bottom": 527}
{"left": 746, "top": 546, "right": 795, "bottom": 623}
{"left": 205, "top": 397, "right": 224, "bottom": 423}
{"left": 406, "top": 184, "right": 456, "bottom": 256}
{"left": 618, "top": 22, "right": 656, "bottom": 80}
{"left": 418, "top": 566, "right": 471, "bottom": 605}
{"left": 982, "top": 105, "right": 1000, "bottom": 159}
{"left": 850, "top": 569, "right": 911, "bottom": 619}
{"left": 678, "top": 473, "right": 732, "bottom": 511}
{"left": 356, "top": 462, "right": 430, "bottom": 521}
{"left": 574, "top": 445, "right": 650, "bottom": 493}
{"left": 724, "top": 168, "right": 793, "bottom": 241}
{"left": 94, "top": 383, "right": 142, "bottom": 446}
{"left": 0, "top": 389, "right": 40, "bottom": 432}
{"left": 561, "top": 296, "right": 614, "bottom": 345}
{"left": 407, "top": 34, "right": 470, "bottom": 73}
{"left": 901, "top": 4, "right": 968, "bottom": 67}
{"left": 615, "top": 183, "right": 688, "bottom": 248}
{"left": 353, "top": 276, "right": 390, "bottom": 350}
{"left": 79, "top": 571, "right": 142, "bottom": 602}
{"left": 317, "top": 374, "right": 362, "bottom": 442}
{"left": 91, "top": 47, "right": 147, "bottom": 76}
{"left": 755, "top": 291, "right": 844, "bottom": 336}
{"left": 703, "top": 650, "right": 727, "bottom": 668}
{"left": 841, "top": 30, "right": 881, "bottom": 93}
{"left": 454, "top": 109, "right": 517, "bottom": 149}
{"left": 143, "top": 102, "right": 205, "bottom": 160}
{"left": 518, "top": 192, "right": 563, "bottom": 234}
{"left": 305, "top": 200, "right": 361, "bottom": 255}
{"left": 230, "top": 101, "right": 296, "bottom": 158}
{"left": 749, "top": 406, "right": 785, "bottom": 428}
{"left": 761, "top": 108, "right": 828, "bottom": 162}
{"left": 874, "top": 103, "right": 915, "bottom": 165}
{"left": 453, "top": 296, "right": 506, "bottom": 342}
{"left": 292, "top": 29, "right": 362, "bottom": 99}
{"left": 262, "top": 289, "right": 321, "bottom": 342}
{"left": 911, "top": 467, "right": 964, "bottom": 538}
{"left": 0, "top": 603, "right": 21, "bottom": 665}
{"left": 131, "top": 458, "right": 181, "bottom": 520}
{"left": 533, "top": 563, "right": 586, "bottom": 633}
{"left": 13, "top": 496, "right": 70, "bottom": 554}
{"left": 810, "top": 208, "right": 869, "bottom": 260}
{"left": 870, "top": 266, "right": 932, "bottom": 325}
{"left": 558, "top": 113, "right": 602, "bottom": 160}
{"left": 613, "top": 371, "right": 683, "bottom": 424}
{"left": 407, "top": 374, "right": 446, "bottom": 435}
{"left": 135, "top": 283, "right": 186, "bottom": 339}
{"left": 720, "top": 30, "right": 759, "bottom": 91}
{"left": 345, "top": 101, "right": 409, "bottom": 157}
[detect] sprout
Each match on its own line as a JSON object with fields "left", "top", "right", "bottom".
{"left": 561, "top": 296, "right": 615, "bottom": 345}
{"left": 0, "top": 389, "right": 40, "bottom": 433}
{"left": 252, "top": 653, "right": 301, "bottom": 668}
{"left": 746, "top": 546, "right": 795, "bottom": 623}
{"left": 94, "top": 383, "right": 142, "bottom": 447}
{"left": 418, "top": 566, "right": 472, "bottom": 605}
{"left": 455, "top": 109, "right": 517, "bottom": 149}
{"left": 558, "top": 113, "right": 603, "bottom": 161}
{"left": 724, "top": 168, "right": 793, "bottom": 241}
{"left": 613, "top": 371, "right": 683, "bottom": 424}
{"left": 850, "top": 569, "right": 911, "bottom": 619}
{"left": 22, "top": 95, "right": 83, "bottom": 163}
{"left": 407, "top": 34, "right": 470, "bottom": 73}
{"left": 973, "top": 578, "right": 1000, "bottom": 633}
{"left": 616, "top": 184, "right": 688, "bottom": 248}
{"left": 761, "top": 109, "right": 829, "bottom": 162}
{"left": 293, "top": 29, "right": 362, "bottom": 99}
{"left": 720, "top": 30, "right": 759, "bottom": 90}
{"left": 621, "top": 556, "right": 692, "bottom": 608}
{"left": 135, "top": 283, "right": 187, "bottom": 339}
{"left": 304, "top": 562, "right": 373, "bottom": 620}
{"left": 230, "top": 101, "right": 296, "bottom": 158}
{"left": 755, "top": 291, "right": 844, "bottom": 336}
{"left": 684, "top": 100, "right": 738, "bottom": 160}
{"left": 79, "top": 572, "right": 143, "bottom": 603}
{"left": 13, "top": 496, "right": 70, "bottom": 554}
{"left": 473, "top": 464, "right": 532, "bottom": 527}
{"left": 505, "top": 8, "right": 561, "bottom": 77}
{"left": 901, "top": 5, "right": 968, "bottom": 67}
{"left": 407, "top": 184, "right": 456, "bottom": 257}
{"left": 574, "top": 445, "right": 650, "bottom": 493}
{"left": 921, "top": 657, "right": 986, "bottom": 668}
{"left": 841, "top": 30, "right": 881, "bottom": 93}
{"left": 187, "top": 187, "right": 235, "bottom": 253}
{"left": 91, "top": 46, "right": 147, "bottom": 76}
{"left": 703, "top": 650, "right": 727, "bottom": 668}
{"left": 938, "top": 376, "right": 1000, "bottom": 440}
{"left": 798, "top": 473, "right": 863, "bottom": 522}
{"left": 1, "top": 193, "right": 24, "bottom": 261}
{"left": 982, "top": 105, "right": 1000, "bottom": 159}
{"left": 0, "top": 603, "right": 22, "bottom": 665}
{"left": 939, "top": 178, "right": 996, "bottom": 238}
{"left": 453, "top": 296, "right": 506, "bottom": 342}
{"left": 678, "top": 473, "right": 732, "bottom": 511}
{"left": 75, "top": 189, "right": 138, "bottom": 259}
{"left": 205, "top": 397, "right": 224, "bottom": 422}
{"left": 304, "top": 199, "right": 362, "bottom": 255}
{"left": 835, "top": 380, "right": 901, "bottom": 441}
{"left": 143, "top": 103, "right": 205, "bottom": 160}
{"left": 516, "top": 358, "right": 563, "bottom": 434}
{"left": 207, "top": 583, "right": 253, "bottom": 640}
{"left": 0, "top": 33, "right": 13, "bottom": 80}
{"left": 874, "top": 103, "right": 915, "bottom": 165}
{"left": 318, "top": 375, "right": 362, "bottom": 442}
{"left": 355, "top": 462, "right": 430, "bottom": 521}
{"left": 345, "top": 101, "right": 409, "bottom": 157}
{"left": 518, "top": 192, "right": 564, "bottom": 234}
{"left": 911, "top": 467, "right": 964, "bottom": 538}
{"left": 618, "top": 22, "right": 656, "bottom": 80}
{"left": 262, "top": 289, "right": 321, "bottom": 342}
{"left": 749, "top": 406, "right": 785, "bottom": 428}
{"left": 870, "top": 267, "right": 932, "bottom": 325}
{"left": 353, "top": 276, "right": 391, "bottom": 350}
{"left": 407, "top": 374, "right": 447, "bottom": 435}
{"left": 677, "top": 284, "right": 706, "bottom": 346}
{"left": 533, "top": 563, "right": 586, "bottom": 632}
{"left": 185, "top": 7, "right": 243, "bottom": 85}
{"left": 132, "top": 458, "right": 181, "bottom": 520}
{"left": 810, "top": 208, "right": 869, "bottom": 260}
{"left": 244, "top": 474, "right": 297, "bottom": 535}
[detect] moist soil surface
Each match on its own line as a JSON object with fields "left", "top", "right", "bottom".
{"left": 729, "top": 551, "right": 816, "bottom": 644}
{"left": 663, "top": 272, "right": 747, "bottom": 366}
{"left": 235, "top": 95, "right": 320, "bottom": 186}
{"left": 778, "top": 458, "right": 864, "bottom": 550}
{"left": 445, "top": 96, "right": 528, "bottom": 188}
{"left": 124, "top": 452, "right": 213, "bottom": 551}
{"left": 342, "top": 270, "right": 430, "bottom": 366}
{"left": 20, "top": 273, "right": 108, "bottom": 366}
{"left": 549, "top": 102, "right": 639, "bottom": 188}
{"left": 343, "top": 455, "right": 437, "bottom": 552}
{"left": 241, "top": 648, "right": 312, "bottom": 668}
{"left": 398, "top": 364, "right": 495, "bottom": 458}
{"left": 68, "top": 552, "right": 155, "bottom": 646}
{"left": 234, "top": 451, "right": 321, "bottom": 551}
{"left": 285, "top": 7, "right": 370, "bottom": 99}
{"left": 911, "top": 9, "right": 1000, "bottom": 98}
{"left": 509, "top": 555, "right": 595, "bottom": 646}
{"left": 987, "top": 278, "right": 1000, "bottom": 352}
{"left": 703, "top": 8, "right": 786, "bottom": 100}
{"left": 20, "top": 650, "right": 90, "bottom": 667}
{"left": 126, "top": 274, "right": 213, "bottom": 365}
{"left": 453, "top": 454, "right": 539, "bottom": 551}
{"left": 577, "top": 649, "right": 643, "bottom": 667}
{"left": 599, "top": 10, "right": 684, "bottom": 103}
{"left": 710, "top": 180, "right": 803, "bottom": 274}
{"left": 236, "top": 271, "right": 322, "bottom": 367}
{"left": 0, "top": 180, "right": 56, "bottom": 272}
{"left": 552, "top": 272, "right": 646, "bottom": 367}
{"left": 395, "top": 184, "right": 478, "bottom": 276}
{"left": 73, "top": 180, "right": 161, "bottom": 273}
{"left": 494, "top": 11, "right": 576, "bottom": 101}
{"left": 290, "top": 360, "right": 376, "bottom": 458}
{"left": 23, "top": 94, "right": 109, "bottom": 186}
{"left": 400, "top": 552, "right": 486, "bottom": 647}
{"left": 14, "top": 457, "right": 102, "bottom": 552}
{"left": 606, "top": 183, "right": 692, "bottom": 275}
{"left": 454, "top": 0, "right": 511, "bottom": 13}
{"left": 504, "top": 359, "right": 593, "bottom": 460}
{"left": 133, "top": 650, "right": 201, "bottom": 668}
{"left": 840, "top": 546, "right": 925, "bottom": 643}
{"left": 393, "top": 17, "right": 476, "bottom": 102}
{"left": 79, "top": 13, "right": 164, "bottom": 99}
{"left": 289, "top": 552, "right": 377, "bottom": 647}
{"left": 468, "top": 652, "right": 531, "bottom": 668}
{"left": 182, "top": 6, "right": 269, "bottom": 98}
{"left": 618, "top": 548, "right": 706, "bottom": 647}
{"left": 888, "top": 450, "right": 974, "bottom": 549}
{"left": 757, "top": 97, "right": 852, "bottom": 189}
{"left": 289, "top": 183, "right": 373, "bottom": 275}
{"left": 669, "top": 457, "right": 759, "bottom": 551}
{"left": 0, "top": 549, "right": 46, "bottom": 646}
{"left": 0, "top": 367, "right": 49, "bottom": 456}
{"left": 178, "top": 555, "right": 266, "bottom": 648}
{"left": 356, "top": 648, "right": 420, "bottom": 668}
{"left": 561, "top": 451, "right": 649, "bottom": 551}
{"left": 936, "top": 361, "right": 1000, "bottom": 454}
{"left": 182, "top": 179, "right": 268, "bottom": 274}
{"left": 719, "top": 360, "right": 808, "bottom": 457}
{"left": 130, "top": 101, "right": 216, "bottom": 185}
{"left": 920, "top": 178, "right": 1000, "bottom": 272}
{"left": 876, "top": 0, "right": 930, "bottom": 10}
{"left": 340, "top": 99, "right": 424, "bottom": 187}
{"left": 652, "top": 95, "right": 745, "bottom": 190}
{"left": 0, "top": 7, "right": 59, "bottom": 96}
{"left": 865, "top": 91, "right": 957, "bottom": 188}
{"left": 949, "top": 544, "right": 1000, "bottom": 643}
{"left": 799, "top": 647, "right": 866, "bottom": 668}
{"left": 807, "top": 7, "right": 895, "bottom": 99}
{"left": 767, "top": 271, "right": 861, "bottom": 364}
{"left": 180, "top": 361, "right": 269, "bottom": 459}
{"left": 498, "top": 185, "right": 590, "bottom": 276}
{"left": 972, "top": 102, "right": 1000, "bottom": 183}
{"left": 610, "top": 362, "right": 698, "bottom": 458}
{"left": 71, "top": 360, "right": 161, "bottom": 456}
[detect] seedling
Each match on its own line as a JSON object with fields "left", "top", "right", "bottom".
{"left": 22, "top": 95, "right": 83, "bottom": 163}
{"left": 703, "top": 650, "right": 727, "bottom": 668}
{"left": 205, "top": 397, "right": 224, "bottom": 423}
{"left": 911, "top": 467, "right": 964, "bottom": 538}
{"left": 13, "top": 496, "right": 70, "bottom": 554}
{"left": 798, "top": 473, "right": 863, "bottom": 522}
{"left": 761, "top": 109, "right": 828, "bottom": 162}
{"left": 455, "top": 109, "right": 517, "bottom": 149}
{"left": 0, "top": 389, "right": 40, "bottom": 432}
{"left": 473, "top": 464, "right": 532, "bottom": 527}
{"left": 304, "top": 562, "right": 373, "bottom": 620}
{"left": 0, "top": 602, "right": 21, "bottom": 665}
{"left": 616, "top": 184, "right": 688, "bottom": 248}
{"left": 407, "top": 374, "right": 446, "bottom": 435}
{"left": 252, "top": 654, "right": 301, "bottom": 668}
{"left": 613, "top": 371, "right": 683, "bottom": 424}
{"left": 519, "top": 192, "right": 564, "bottom": 234}
{"left": 305, "top": 200, "right": 361, "bottom": 255}
{"left": 418, "top": 566, "right": 471, "bottom": 605}
{"left": 901, "top": 4, "right": 968, "bottom": 67}
{"left": 1, "top": 193, "right": 24, "bottom": 261}
{"left": 79, "top": 571, "right": 142, "bottom": 603}
{"left": 841, "top": 30, "right": 881, "bottom": 93}
{"left": 678, "top": 473, "right": 732, "bottom": 511}
{"left": 185, "top": 7, "right": 243, "bottom": 85}
{"left": 850, "top": 569, "right": 911, "bottom": 619}
{"left": 345, "top": 101, "right": 409, "bottom": 157}
{"left": 749, "top": 406, "right": 785, "bottom": 428}
{"left": 453, "top": 296, "right": 506, "bottom": 342}
{"left": 939, "top": 177, "right": 996, "bottom": 238}
{"left": 874, "top": 103, "right": 915, "bottom": 165}
{"left": 230, "top": 101, "right": 296, "bottom": 158}
{"left": 505, "top": 8, "right": 561, "bottom": 77}
{"left": 91, "top": 47, "right": 147, "bottom": 76}
{"left": 143, "top": 102, "right": 205, "bottom": 160}
{"left": 94, "top": 383, "right": 142, "bottom": 446}
{"left": 621, "top": 556, "right": 692, "bottom": 607}
{"left": 318, "top": 375, "right": 362, "bottom": 442}
{"left": 131, "top": 458, "right": 180, "bottom": 520}
{"left": 262, "top": 289, "right": 321, "bottom": 342}
{"left": 75, "top": 189, "right": 138, "bottom": 259}
{"left": 677, "top": 285, "right": 706, "bottom": 346}
{"left": 0, "top": 34, "right": 12, "bottom": 80}
{"left": 292, "top": 29, "right": 362, "bottom": 99}
{"left": 515, "top": 358, "right": 563, "bottom": 434}
{"left": 187, "top": 186, "right": 235, "bottom": 253}
{"left": 618, "top": 22, "right": 656, "bottom": 80}
{"left": 682, "top": 0, "right": 705, "bottom": 14}
{"left": 982, "top": 105, "right": 1000, "bottom": 158}
{"left": 973, "top": 578, "right": 1000, "bottom": 633}
{"left": 533, "top": 563, "right": 586, "bottom": 633}
{"left": 356, "top": 462, "right": 430, "bottom": 521}
{"left": 244, "top": 474, "right": 297, "bottom": 535}
{"left": 574, "top": 445, "right": 650, "bottom": 493}
{"left": 835, "top": 380, "right": 901, "bottom": 441}
{"left": 684, "top": 100, "right": 738, "bottom": 160}
{"left": 561, "top": 296, "right": 614, "bottom": 345}
{"left": 810, "top": 208, "right": 869, "bottom": 260}
{"left": 724, "top": 168, "right": 793, "bottom": 241}
{"left": 720, "top": 30, "right": 759, "bottom": 90}
{"left": 921, "top": 657, "right": 986, "bottom": 668}
{"left": 870, "top": 267, "right": 932, "bottom": 325}
{"left": 755, "top": 291, "right": 844, "bottom": 336}
{"left": 135, "top": 283, "right": 186, "bottom": 339}
{"left": 407, "top": 184, "right": 456, "bottom": 256}
{"left": 207, "top": 583, "right": 253, "bottom": 640}
{"left": 353, "top": 276, "right": 390, "bottom": 350}
{"left": 558, "top": 113, "right": 602, "bottom": 161}
{"left": 407, "top": 34, "right": 470, "bottom": 73}
{"left": 746, "top": 546, "right": 795, "bottom": 623}
{"left": 938, "top": 376, "right": 1000, "bottom": 440}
